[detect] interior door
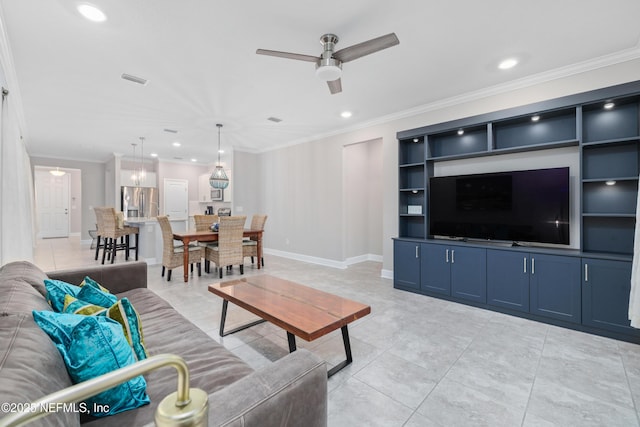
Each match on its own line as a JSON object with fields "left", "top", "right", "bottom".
{"left": 163, "top": 178, "right": 188, "bottom": 220}
{"left": 35, "top": 169, "right": 70, "bottom": 238}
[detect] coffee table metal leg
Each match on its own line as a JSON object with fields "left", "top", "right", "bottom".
{"left": 287, "top": 332, "right": 297, "bottom": 352}
{"left": 218, "top": 300, "right": 266, "bottom": 337}
{"left": 327, "top": 325, "right": 353, "bottom": 377}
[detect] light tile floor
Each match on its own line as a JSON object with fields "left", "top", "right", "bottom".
{"left": 34, "top": 237, "right": 640, "bottom": 426}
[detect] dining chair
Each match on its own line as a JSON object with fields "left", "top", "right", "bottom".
{"left": 243, "top": 214, "right": 267, "bottom": 267}
{"left": 157, "top": 215, "right": 203, "bottom": 281}
{"left": 194, "top": 214, "right": 219, "bottom": 231}
{"left": 93, "top": 207, "right": 139, "bottom": 264}
{"left": 205, "top": 215, "right": 246, "bottom": 279}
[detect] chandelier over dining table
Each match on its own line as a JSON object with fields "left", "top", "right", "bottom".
{"left": 210, "top": 123, "right": 229, "bottom": 189}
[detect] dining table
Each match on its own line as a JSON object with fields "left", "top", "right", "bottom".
{"left": 172, "top": 229, "right": 264, "bottom": 282}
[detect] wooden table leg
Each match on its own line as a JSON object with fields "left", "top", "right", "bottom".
{"left": 182, "top": 237, "right": 190, "bottom": 282}
{"left": 257, "top": 232, "right": 262, "bottom": 270}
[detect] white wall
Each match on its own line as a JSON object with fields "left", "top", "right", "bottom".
{"left": 233, "top": 58, "right": 640, "bottom": 274}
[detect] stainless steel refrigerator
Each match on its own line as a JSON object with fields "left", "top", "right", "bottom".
{"left": 121, "top": 186, "right": 159, "bottom": 219}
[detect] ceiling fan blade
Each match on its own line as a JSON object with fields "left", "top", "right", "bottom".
{"left": 327, "top": 78, "right": 342, "bottom": 95}
{"left": 256, "top": 49, "right": 319, "bottom": 63}
{"left": 333, "top": 33, "right": 399, "bottom": 63}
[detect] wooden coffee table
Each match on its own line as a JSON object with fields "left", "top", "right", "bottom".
{"left": 208, "top": 274, "right": 371, "bottom": 377}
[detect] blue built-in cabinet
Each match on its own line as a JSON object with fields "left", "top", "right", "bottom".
{"left": 395, "top": 80, "right": 640, "bottom": 343}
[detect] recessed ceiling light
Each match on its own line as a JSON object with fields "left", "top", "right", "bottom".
{"left": 457, "top": 129, "right": 464, "bottom": 136}
{"left": 606, "top": 180, "right": 617, "bottom": 186}
{"left": 498, "top": 58, "right": 518, "bottom": 70}
{"left": 150, "top": 153, "right": 158, "bottom": 157}
{"left": 191, "top": 158, "right": 197, "bottom": 162}
{"left": 604, "top": 102, "right": 615, "bottom": 110}
{"left": 77, "top": 4, "right": 107, "bottom": 22}
{"left": 531, "top": 115, "right": 540, "bottom": 122}
{"left": 218, "top": 149, "right": 224, "bottom": 154}
{"left": 413, "top": 138, "right": 419, "bottom": 143}
{"left": 341, "top": 111, "right": 352, "bottom": 118}
{"left": 172, "top": 142, "right": 181, "bottom": 147}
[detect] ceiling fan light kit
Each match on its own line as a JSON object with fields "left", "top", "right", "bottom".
{"left": 257, "top": 32, "right": 399, "bottom": 94}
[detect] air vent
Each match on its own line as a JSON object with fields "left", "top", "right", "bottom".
{"left": 267, "top": 117, "right": 283, "bottom": 123}
{"left": 121, "top": 73, "right": 148, "bottom": 85}
{"left": 163, "top": 128, "right": 178, "bottom": 134}
{"left": 173, "top": 157, "right": 183, "bottom": 160}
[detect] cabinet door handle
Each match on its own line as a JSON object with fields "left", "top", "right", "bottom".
{"left": 531, "top": 258, "right": 535, "bottom": 275}
{"left": 523, "top": 257, "right": 527, "bottom": 273}
{"left": 451, "top": 250, "right": 455, "bottom": 264}
{"left": 585, "top": 264, "right": 589, "bottom": 282}
{"left": 415, "top": 246, "right": 419, "bottom": 259}
{"left": 445, "top": 249, "right": 449, "bottom": 263}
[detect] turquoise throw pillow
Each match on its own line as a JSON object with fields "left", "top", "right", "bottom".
{"left": 32, "top": 311, "right": 150, "bottom": 417}
{"left": 63, "top": 295, "right": 148, "bottom": 361}
{"left": 45, "top": 279, "right": 82, "bottom": 312}
{"left": 80, "top": 276, "right": 110, "bottom": 293}
{"left": 77, "top": 284, "right": 118, "bottom": 308}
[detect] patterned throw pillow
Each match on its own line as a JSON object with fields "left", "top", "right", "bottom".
{"left": 63, "top": 295, "right": 148, "bottom": 361}
{"left": 32, "top": 311, "right": 150, "bottom": 417}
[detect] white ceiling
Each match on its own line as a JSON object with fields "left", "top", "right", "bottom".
{"left": 1, "top": 0, "right": 640, "bottom": 164}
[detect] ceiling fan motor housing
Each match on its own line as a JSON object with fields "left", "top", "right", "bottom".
{"left": 315, "top": 57, "right": 342, "bottom": 81}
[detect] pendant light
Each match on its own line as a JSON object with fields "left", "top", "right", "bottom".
{"left": 209, "top": 124, "right": 229, "bottom": 189}
{"left": 138, "top": 136, "right": 146, "bottom": 185}
{"left": 130, "top": 143, "right": 140, "bottom": 186}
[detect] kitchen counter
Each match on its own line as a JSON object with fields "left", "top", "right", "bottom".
{"left": 123, "top": 217, "right": 188, "bottom": 264}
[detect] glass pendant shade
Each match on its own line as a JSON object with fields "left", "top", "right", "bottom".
{"left": 209, "top": 166, "right": 229, "bottom": 189}
{"left": 210, "top": 123, "right": 229, "bottom": 189}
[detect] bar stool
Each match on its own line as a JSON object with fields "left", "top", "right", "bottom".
{"left": 94, "top": 207, "right": 139, "bottom": 264}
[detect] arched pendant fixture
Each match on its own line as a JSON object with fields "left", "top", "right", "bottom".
{"left": 209, "top": 123, "right": 229, "bottom": 189}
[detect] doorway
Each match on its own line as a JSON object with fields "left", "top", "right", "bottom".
{"left": 343, "top": 138, "right": 383, "bottom": 261}
{"left": 35, "top": 168, "right": 70, "bottom": 238}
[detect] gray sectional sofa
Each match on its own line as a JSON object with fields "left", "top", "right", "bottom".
{"left": 0, "top": 260, "right": 327, "bottom": 426}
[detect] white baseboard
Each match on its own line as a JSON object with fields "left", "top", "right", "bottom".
{"left": 381, "top": 269, "right": 393, "bottom": 280}
{"left": 263, "top": 249, "right": 385, "bottom": 270}
{"left": 344, "top": 254, "right": 383, "bottom": 265}
{"left": 264, "top": 248, "right": 348, "bottom": 269}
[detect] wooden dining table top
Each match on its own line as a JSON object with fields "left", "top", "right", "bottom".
{"left": 173, "top": 228, "right": 262, "bottom": 241}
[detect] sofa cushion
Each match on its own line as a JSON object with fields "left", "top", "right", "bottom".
{"left": 0, "top": 260, "right": 50, "bottom": 297}
{"left": 0, "top": 313, "right": 80, "bottom": 426}
{"left": 0, "top": 263, "right": 52, "bottom": 315}
{"left": 32, "top": 311, "right": 150, "bottom": 417}
{"left": 80, "top": 288, "right": 254, "bottom": 427}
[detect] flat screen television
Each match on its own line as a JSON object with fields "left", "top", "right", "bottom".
{"left": 429, "top": 167, "right": 570, "bottom": 245}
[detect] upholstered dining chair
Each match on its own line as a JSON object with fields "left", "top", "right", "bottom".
{"left": 93, "top": 207, "right": 139, "bottom": 264}
{"left": 157, "top": 215, "right": 203, "bottom": 281}
{"left": 243, "top": 214, "right": 267, "bottom": 267}
{"left": 205, "top": 215, "right": 246, "bottom": 279}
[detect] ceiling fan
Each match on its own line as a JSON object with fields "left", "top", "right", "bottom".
{"left": 256, "top": 33, "right": 399, "bottom": 94}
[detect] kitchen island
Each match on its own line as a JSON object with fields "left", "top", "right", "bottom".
{"left": 124, "top": 217, "right": 188, "bottom": 265}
